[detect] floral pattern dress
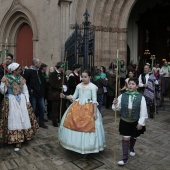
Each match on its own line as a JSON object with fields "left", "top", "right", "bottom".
{"left": 0, "top": 74, "right": 39, "bottom": 144}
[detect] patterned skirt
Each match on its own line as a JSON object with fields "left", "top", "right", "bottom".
{"left": 0, "top": 98, "right": 39, "bottom": 144}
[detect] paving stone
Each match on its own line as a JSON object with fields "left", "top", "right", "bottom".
{"left": 72, "top": 156, "right": 104, "bottom": 170}
{"left": 0, "top": 162, "right": 8, "bottom": 170}
{"left": 53, "top": 159, "right": 64, "bottom": 166}
{"left": 34, "top": 159, "right": 60, "bottom": 169}
{"left": 22, "top": 154, "right": 44, "bottom": 164}
{"left": 13, "top": 164, "right": 38, "bottom": 170}
{"left": 4, "top": 159, "right": 18, "bottom": 169}
{"left": 1, "top": 99, "right": 170, "bottom": 169}
{"left": 55, "top": 162, "right": 81, "bottom": 170}
{"left": 13, "top": 157, "right": 27, "bottom": 167}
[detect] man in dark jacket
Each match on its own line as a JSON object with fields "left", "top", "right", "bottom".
{"left": 48, "top": 62, "right": 67, "bottom": 127}
{"left": 24, "top": 58, "right": 48, "bottom": 128}
{"left": 106, "top": 70, "right": 116, "bottom": 109}
{"left": 92, "top": 68, "right": 108, "bottom": 113}
{"left": 67, "top": 63, "right": 82, "bottom": 95}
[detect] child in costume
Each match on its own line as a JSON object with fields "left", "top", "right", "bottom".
{"left": 112, "top": 78, "right": 148, "bottom": 165}
{"left": 0, "top": 63, "right": 39, "bottom": 151}
{"left": 59, "top": 70, "right": 106, "bottom": 154}
{"left": 120, "top": 70, "right": 134, "bottom": 92}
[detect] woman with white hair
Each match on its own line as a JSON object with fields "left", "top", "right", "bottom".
{"left": 0, "top": 63, "right": 39, "bottom": 151}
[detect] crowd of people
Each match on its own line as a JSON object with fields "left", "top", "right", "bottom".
{"left": 0, "top": 53, "right": 170, "bottom": 166}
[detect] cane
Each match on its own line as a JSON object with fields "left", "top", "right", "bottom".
{"left": 59, "top": 53, "right": 67, "bottom": 124}
{"left": 154, "top": 83, "right": 157, "bottom": 119}
{"left": 0, "top": 39, "right": 7, "bottom": 147}
{"left": 113, "top": 49, "right": 119, "bottom": 164}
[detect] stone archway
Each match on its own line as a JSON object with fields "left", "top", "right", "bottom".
{"left": 68, "top": 0, "right": 137, "bottom": 67}
{"left": 0, "top": 0, "right": 38, "bottom": 63}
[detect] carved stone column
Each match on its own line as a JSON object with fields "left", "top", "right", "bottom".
{"left": 58, "top": 0, "right": 73, "bottom": 60}
{"left": 118, "top": 28, "right": 127, "bottom": 63}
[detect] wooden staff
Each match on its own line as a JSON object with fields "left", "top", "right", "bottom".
{"left": 114, "top": 49, "right": 119, "bottom": 164}
{"left": 50, "top": 54, "right": 54, "bottom": 67}
{"left": 59, "top": 52, "right": 67, "bottom": 123}
{"left": 1, "top": 39, "right": 8, "bottom": 147}
{"left": 154, "top": 81, "right": 157, "bottom": 119}
{"left": 3, "top": 39, "right": 8, "bottom": 105}
{"left": 4, "top": 39, "right": 7, "bottom": 76}
{"left": 0, "top": 43, "right": 3, "bottom": 148}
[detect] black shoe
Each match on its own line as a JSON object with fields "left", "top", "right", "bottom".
{"left": 44, "top": 119, "right": 48, "bottom": 122}
{"left": 150, "top": 114, "right": 154, "bottom": 118}
{"left": 39, "top": 123, "right": 48, "bottom": 129}
{"left": 47, "top": 115, "right": 51, "bottom": 120}
{"left": 52, "top": 123, "right": 58, "bottom": 127}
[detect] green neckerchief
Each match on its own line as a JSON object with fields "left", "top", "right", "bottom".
{"left": 163, "top": 65, "right": 169, "bottom": 70}
{"left": 100, "top": 73, "right": 106, "bottom": 79}
{"left": 125, "top": 90, "right": 140, "bottom": 103}
{"left": 6, "top": 73, "right": 21, "bottom": 86}
{"left": 42, "top": 73, "right": 49, "bottom": 79}
{"left": 93, "top": 76, "right": 101, "bottom": 82}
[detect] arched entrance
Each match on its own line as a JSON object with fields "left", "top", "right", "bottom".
{"left": 16, "top": 24, "right": 33, "bottom": 67}
{"left": 127, "top": 0, "right": 170, "bottom": 68}
{"left": 0, "top": 1, "right": 38, "bottom": 64}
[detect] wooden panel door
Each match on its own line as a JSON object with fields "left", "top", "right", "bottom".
{"left": 16, "top": 24, "right": 33, "bottom": 67}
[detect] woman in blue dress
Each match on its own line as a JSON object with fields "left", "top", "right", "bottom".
{"left": 59, "top": 70, "right": 106, "bottom": 154}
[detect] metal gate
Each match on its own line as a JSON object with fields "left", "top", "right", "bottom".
{"left": 65, "top": 10, "right": 95, "bottom": 70}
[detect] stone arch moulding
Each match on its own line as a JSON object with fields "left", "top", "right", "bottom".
{"left": 116, "top": 0, "right": 137, "bottom": 62}
{"left": 0, "top": 0, "right": 38, "bottom": 59}
{"left": 70, "top": 0, "right": 138, "bottom": 65}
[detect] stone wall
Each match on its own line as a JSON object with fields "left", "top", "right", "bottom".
{"left": 0, "top": 0, "right": 137, "bottom": 68}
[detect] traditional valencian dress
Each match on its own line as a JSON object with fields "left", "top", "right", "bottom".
{"left": 0, "top": 74, "right": 39, "bottom": 145}
{"left": 58, "top": 82, "right": 106, "bottom": 154}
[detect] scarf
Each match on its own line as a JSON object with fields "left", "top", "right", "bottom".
{"left": 42, "top": 73, "right": 49, "bottom": 79}
{"left": 163, "top": 65, "right": 169, "bottom": 70}
{"left": 143, "top": 74, "right": 161, "bottom": 106}
{"left": 125, "top": 90, "right": 140, "bottom": 103}
{"left": 100, "top": 73, "right": 106, "bottom": 79}
{"left": 6, "top": 73, "right": 21, "bottom": 86}
{"left": 93, "top": 76, "right": 101, "bottom": 82}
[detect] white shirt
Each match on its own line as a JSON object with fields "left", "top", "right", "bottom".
{"left": 112, "top": 94, "right": 148, "bottom": 126}
{"left": 160, "top": 66, "right": 170, "bottom": 77}
{"left": 138, "top": 73, "right": 159, "bottom": 87}
{"left": 138, "top": 74, "right": 150, "bottom": 87}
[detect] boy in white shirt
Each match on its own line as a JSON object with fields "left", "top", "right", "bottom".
{"left": 112, "top": 78, "right": 148, "bottom": 166}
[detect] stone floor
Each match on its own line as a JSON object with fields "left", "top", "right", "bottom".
{"left": 0, "top": 99, "right": 170, "bottom": 170}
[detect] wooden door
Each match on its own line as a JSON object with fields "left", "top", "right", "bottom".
{"left": 16, "top": 24, "right": 33, "bottom": 67}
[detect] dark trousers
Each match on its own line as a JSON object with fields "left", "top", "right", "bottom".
{"left": 97, "top": 94, "right": 103, "bottom": 113}
{"left": 120, "top": 78, "right": 126, "bottom": 89}
{"left": 106, "top": 94, "right": 114, "bottom": 109}
{"left": 30, "top": 95, "right": 45, "bottom": 126}
{"left": 52, "top": 99, "right": 66, "bottom": 124}
{"left": 47, "top": 100, "right": 52, "bottom": 119}
{"left": 161, "top": 77, "right": 170, "bottom": 95}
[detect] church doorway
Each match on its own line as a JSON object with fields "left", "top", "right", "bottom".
{"left": 16, "top": 24, "right": 33, "bottom": 67}
{"left": 127, "top": 0, "right": 170, "bottom": 70}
